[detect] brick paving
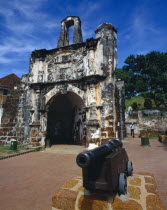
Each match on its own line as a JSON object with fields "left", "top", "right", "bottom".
{"left": 123, "top": 137, "right": 167, "bottom": 210}
{"left": 0, "top": 152, "right": 81, "bottom": 210}
{"left": 0, "top": 138, "right": 167, "bottom": 210}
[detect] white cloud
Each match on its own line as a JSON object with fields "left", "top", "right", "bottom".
{"left": 0, "top": 0, "right": 59, "bottom": 35}
{"left": 0, "top": 38, "right": 53, "bottom": 64}
{"left": 0, "top": 0, "right": 59, "bottom": 66}
{"left": 0, "top": 57, "right": 12, "bottom": 64}
{"left": 0, "top": 0, "right": 102, "bottom": 66}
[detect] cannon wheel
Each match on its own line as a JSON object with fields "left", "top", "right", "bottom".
{"left": 118, "top": 173, "right": 127, "bottom": 195}
{"left": 127, "top": 161, "right": 133, "bottom": 176}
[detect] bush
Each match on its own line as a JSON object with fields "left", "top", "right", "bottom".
{"left": 131, "top": 102, "right": 138, "bottom": 110}
{"left": 144, "top": 98, "right": 152, "bottom": 109}
{"left": 138, "top": 103, "right": 142, "bottom": 109}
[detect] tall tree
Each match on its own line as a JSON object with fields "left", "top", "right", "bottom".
{"left": 115, "top": 51, "right": 167, "bottom": 107}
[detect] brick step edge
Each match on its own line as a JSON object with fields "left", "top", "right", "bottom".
{"left": 0, "top": 146, "right": 44, "bottom": 160}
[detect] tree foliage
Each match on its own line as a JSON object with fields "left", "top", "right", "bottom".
{"left": 144, "top": 98, "right": 152, "bottom": 109}
{"left": 115, "top": 51, "right": 167, "bottom": 107}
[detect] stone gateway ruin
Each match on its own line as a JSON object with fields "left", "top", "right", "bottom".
{"left": 18, "top": 16, "right": 125, "bottom": 147}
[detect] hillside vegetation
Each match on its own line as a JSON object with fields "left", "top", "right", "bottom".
{"left": 125, "top": 96, "right": 145, "bottom": 110}
{"left": 125, "top": 96, "right": 167, "bottom": 114}
{"left": 115, "top": 51, "right": 167, "bottom": 108}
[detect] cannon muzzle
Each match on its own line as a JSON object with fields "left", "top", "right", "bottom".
{"left": 76, "top": 139, "right": 122, "bottom": 168}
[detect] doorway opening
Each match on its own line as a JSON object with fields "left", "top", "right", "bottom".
{"left": 46, "top": 92, "right": 86, "bottom": 145}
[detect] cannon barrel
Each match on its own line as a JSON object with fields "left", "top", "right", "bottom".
{"left": 76, "top": 138, "right": 122, "bottom": 168}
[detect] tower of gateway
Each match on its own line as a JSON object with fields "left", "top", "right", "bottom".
{"left": 18, "top": 16, "right": 125, "bottom": 146}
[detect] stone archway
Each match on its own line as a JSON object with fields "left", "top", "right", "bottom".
{"left": 46, "top": 92, "right": 86, "bottom": 145}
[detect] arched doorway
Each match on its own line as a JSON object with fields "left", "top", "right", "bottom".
{"left": 46, "top": 92, "right": 86, "bottom": 145}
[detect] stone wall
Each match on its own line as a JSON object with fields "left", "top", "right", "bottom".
{"left": 125, "top": 110, "right": 167, "bottom": 136}
{"left": 18, "top": 16, "right": 125, "bottom": 146}
{"left": 116, "top": 81, "right": 126, "bottom": 139}
{"left": 138, "top": 111, "right": 167, "bottom": 132}
{"left": 0, "top": 81, "right": 22, "bottom": 144}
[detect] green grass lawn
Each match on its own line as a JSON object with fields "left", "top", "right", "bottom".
{"left": 0, "top": 145, "right": 25, "bottom": 153}
{"left": 125, "top": 96, "right": 166, "bottom": 111}
{"left": 0, "top": 145, "right": 10, "bottom": 152}
{"left": 148, "top": 136, "right": 159, "bottom": 140}
{"left": 125, "top": 96, "right": 145, "bottom": 110}
{"left": 0, "top": 144, "right": 39, "bottom": 159}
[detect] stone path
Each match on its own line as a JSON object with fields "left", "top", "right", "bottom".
{"left": 0, "top": 138, "right": 167, "bottom": 210}
{"left": 44, "top": 145, "right": 85, "bottom": 155}
{"left": 123, "top": 137, "right": 167, "bottom": 210}
{"left": 0, "top": 152, "right": 81, "bottom": 210}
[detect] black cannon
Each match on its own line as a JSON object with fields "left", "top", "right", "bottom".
{"left": 76, "top": 139, "right": 133, "bottom": 195}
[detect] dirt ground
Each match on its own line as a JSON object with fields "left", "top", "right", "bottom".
{"left": 0, "top": 138, "right": 166, "bottom": 210}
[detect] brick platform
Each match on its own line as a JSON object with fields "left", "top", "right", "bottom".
{"left": 52, "top": 173, "right": 163, "bottom": 210}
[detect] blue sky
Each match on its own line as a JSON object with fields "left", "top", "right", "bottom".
{"left": 0, "top": 0, "right": 167, "bottom": 78}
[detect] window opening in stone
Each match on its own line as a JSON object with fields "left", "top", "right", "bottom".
{"left": 46, "top": 92, "right": 86, "bottom": 145}
{"left": 68, "top": 25, "right": 74, "bottom": 45}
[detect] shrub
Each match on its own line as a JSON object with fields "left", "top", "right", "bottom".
{"left": 144, "top": 98, "right": 152, "bottom": 109}
{"left": 138, "top": 103, "right": 142, "bottom": 109}
{"left": 131, "top": 102, "right": 138, "bottom": 110}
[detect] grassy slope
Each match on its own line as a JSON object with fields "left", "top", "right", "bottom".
{"left": 125, "top": 96, "right": 145, "bottom": 110}
{"left": 125, "top": 96, "right": 167, "bottom": 116}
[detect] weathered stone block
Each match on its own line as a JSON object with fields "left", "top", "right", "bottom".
{"left": 29, "top": 142, "right": 40, "bottom": 146}
{"left": 144, "top": 176, "right": 155, "bottom": 185}
{"left": 78, "top": 195, "right": 108, "bottom": 210}
{"left": 128, "top": 186, "right": 141, "bottom": 200}
{"left": 52, "top": 189, "right": 78, "bottom": 210}
{"left": 61, "top": 180, "right": 78, "bottom": 189}
{"left": 112, "top": 198, "right": 142, "bottom": 210}
{"left": 129, "top": 177, "right": 141, "bottom": 186}
{"left": 31, "top": 130, "right": 38, "bottom": 137}
{"left": 105, "top": 116, "right": 113, "bottom": 120}
{"left": 145, "top": 184, "right": 158, "bottom": 195}
{"left": 101, "top": 133, "right": 107, "bottom": 137}
{"left": 146, "top": 195, "right": 163, "bottom": 210}
{"left": 14, "top": 16, "right": 125, "bottom": 146}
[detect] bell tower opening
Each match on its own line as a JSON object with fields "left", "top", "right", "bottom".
{"left": 57, "top": 16, "right": 83, "bottom": 47}
{"left": 69, "top": 25, "right": 74, "bottom": 45}
{"left": 46, "top": 92, "right": 86, "bottom": 145}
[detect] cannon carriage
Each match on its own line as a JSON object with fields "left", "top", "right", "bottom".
{"left": 76, "top": 139, "right": 133, "bottom": 195}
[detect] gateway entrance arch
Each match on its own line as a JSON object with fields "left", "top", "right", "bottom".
{"left": 18, "top": 16, "right": 125, "bottom": 147}
{"left": 46, "top": 92, "right": 85, "bottom": 145}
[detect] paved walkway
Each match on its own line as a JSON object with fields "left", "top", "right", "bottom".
{"left": 44, "top": 145, "right": 85, "bottom": 155}
{"left": 0, "top": 138, "right": 166, "bottom": 210}
{"left": 123, "top": 137, "right": 167, "bottom": 210}
{"left": 0, "top": 151, "right": 81, "bottom": 210}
